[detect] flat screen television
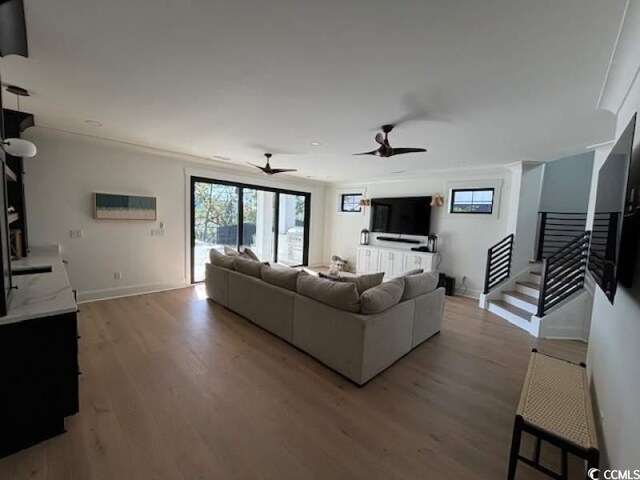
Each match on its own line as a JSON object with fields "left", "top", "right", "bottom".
{"left": 370, "top": 196, "right": 432, "bottom": 236}
{"left": 588, "top": 113, "right": 637, "bottom": 303}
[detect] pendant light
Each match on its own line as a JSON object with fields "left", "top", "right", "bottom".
{"left": 1, "top": 85, "right": 37, "bottom": 158}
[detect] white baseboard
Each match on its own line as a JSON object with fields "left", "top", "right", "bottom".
{"left": 77, "top": 280, "right": 189, "bottom": 303}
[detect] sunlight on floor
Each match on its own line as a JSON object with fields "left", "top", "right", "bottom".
{"left": 194, "top": 283, "right": 208, "bottom": 300}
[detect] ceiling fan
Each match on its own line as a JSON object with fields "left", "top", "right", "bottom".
{"left": 354, "top": 124, "right": 427, "bottom": 158}
{"left": 248, "top": 153, "right": 297, "bottom": 175}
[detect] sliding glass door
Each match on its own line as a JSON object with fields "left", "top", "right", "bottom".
{"left": 191, "top": 177, "right": 310, "bottom": 282}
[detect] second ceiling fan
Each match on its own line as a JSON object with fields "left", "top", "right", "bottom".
{"left": 354, "top": 124, "right": 427, "bottom": 158}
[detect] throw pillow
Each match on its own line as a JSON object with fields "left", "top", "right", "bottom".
{"left": 342, "top": 272, "right": 385, "bottom": 295}
{"left": 360, "top": 277, "right": 405, "bottom": 314}
{"left": 297, "top": 273, "right": 360, "bottom": 313}
{"left": 209, "top": 248, "right": 235, "bottom": 269}
{"left": 261, "top": 263, "right": 298, "bottom": 292}
{"left": 224, "top": 245, "right": 239, "bottom": 256}
{"left": 233, "top": 256, "right": 262, "bottom": 278}
{"left": 402, "top": 272, "right": 439, "bottom": 300}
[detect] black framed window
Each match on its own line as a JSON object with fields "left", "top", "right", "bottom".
{"left": 450, "top": 188, "right": 494, "bottom": 214}
{"left": 340, "top": 193, "right": 362, "bottom": 213}
{"left": 191, "top": 176, "right": 311, "bottom": 283}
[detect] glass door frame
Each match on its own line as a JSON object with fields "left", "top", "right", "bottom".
{"left": 190, "top": 176, "right": 311, "bottom": 283}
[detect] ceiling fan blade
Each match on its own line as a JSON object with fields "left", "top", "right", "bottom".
{"left": 269, "top": 168, "right": 298, "bottom": 174}
{"left": 389, "top": 147, "right": 427, "bottom": 156}
{"left": 353, "top": 149, "right": 379, "bottom": 156}
{"left": 247, "top": 162, "right": 269, "bottom": 173}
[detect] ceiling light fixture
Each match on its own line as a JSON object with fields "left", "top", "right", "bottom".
{"left": 310, "top": 142, "right": 322, "bottom": 146}
{"left": 430, "top": 194, "right": 445, "bottom": 207}
{"left": 1, "top": 85, "right": 37, "bottom": 158}
{"left": 84, "top": 120, "right": 103, "bottom": 127}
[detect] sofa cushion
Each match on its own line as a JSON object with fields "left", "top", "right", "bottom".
{"left": 297, "top": 273, "right": 360, "bottom": 313}
{"left": 209, "top": 248, "right": 235, "bottom": 269}
{"left": 342, "top": 272, "right": 385, "bottom": 295}
{"left": 224, "top": 245, "right": 239, "bottom": 256}
{"left": 360, "top": 277, "right": 405, "bottom": 314}
{"left": 241, "top": 247, "right": 260, "bottom": 261}
{"left": 233, "top": 256, "right": 262, "bottom": 278}
{"left": 402, "top": 268, "right": 424, "bottom": 277}
{"left": 402, "top": 272, "right": 439, "bottom": 300}
{"left": 261, "top": 263, "right": 298, "bottom": 292}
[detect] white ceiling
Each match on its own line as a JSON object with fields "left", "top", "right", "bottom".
{"left": 0, "top": 0, "right": 627, "bottom": 182}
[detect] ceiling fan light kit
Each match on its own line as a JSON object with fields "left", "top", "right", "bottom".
{"left": 354, "top": 124, "right": 427, "bottom": 158}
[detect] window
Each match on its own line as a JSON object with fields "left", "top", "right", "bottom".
{"left": 340, "top": 193, "right": 363, "bottom": 213}
{"left": 191, "top": 177, "right": 311, "bottom": 282}
{"left": 450, "top": 188, "right": 494, "bottom": 214}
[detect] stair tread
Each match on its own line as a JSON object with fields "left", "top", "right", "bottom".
{"left": 516, "top": 280, "right": 540, "bottom": 290}
{"left": 503, "top": 290, "right": 538, "bottom": 305}
{"left": 530, "top": 271, "right": 541, "bottom": 276}
{"left": 490, "top": 300, "right": 532, "bottom": 321}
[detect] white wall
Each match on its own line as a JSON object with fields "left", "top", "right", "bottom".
{"left": 511, "top": 163, "right": 544, "bottom": 273}
{"left": 22, "top": 128, "right": 326, "bottom": 302}
{"left": 323, "top": 168, "right": 513, "bottom": 298}
{"left": 586, "top": 69, "right": 640, "bottom": 467}
{"left": 539, "top": 151, "right": 594, "bottom": 213}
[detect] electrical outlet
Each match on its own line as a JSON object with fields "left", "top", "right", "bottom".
{"left": 114, "top": 271, "right": 122, "bottom": 280}
{"left": 70, "top": 230, "right": 84, "bottom": 239}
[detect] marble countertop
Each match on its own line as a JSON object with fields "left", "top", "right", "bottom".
{"left": 0, "top": 246, "right": 77, "bottom": 326}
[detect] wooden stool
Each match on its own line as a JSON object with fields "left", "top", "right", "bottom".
{"left": 508, "top": 349, "right": 599, "bottom": 479}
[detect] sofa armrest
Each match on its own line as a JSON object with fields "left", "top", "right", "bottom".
{"left": 205, "top": 263, "right": 230, "bottom": 307}
{"left": 412, "top": 287, "right": 445, "bottom": 348}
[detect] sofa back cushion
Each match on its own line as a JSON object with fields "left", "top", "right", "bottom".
{"left": 402, "top": 272, "right": 439, "bottom": 300}
{"left": 224, "top": 245, "right": 239, "bottom": 256}
{"left": 210, "top": 248, "right": 235, "bottom": 270}
{"left": 233, "top": 256, "right": 262, "bottom": 278}
{"left": 297, "top": 273, "right": 360, "bottom": 313}
{"left": 241, "top": 247, "right": 260, "bottom": 261}
{"left": 402, "top": 268, "right": 424, "bottom": 277}
{"left": 261, "top": 263, "right": 299, "bottom": 292}
{"left": 342, "top": 272, "right": 385, "bottom": 295}
{"left": 360, "top": 277, "right": 405, "bottom": 314}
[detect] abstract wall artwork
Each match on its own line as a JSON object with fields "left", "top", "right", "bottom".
{"left": 94, "top": 193, "right": 157, "bottom": 220}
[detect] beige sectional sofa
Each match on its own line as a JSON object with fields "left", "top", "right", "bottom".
{"left": 205, "top": 252, "right": 445, "bottom": 385}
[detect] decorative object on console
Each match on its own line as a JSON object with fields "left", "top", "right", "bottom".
{"left": 360, "top": 228, "right": 370, "bottom": 245}
{"left": 93, "top": 193, "right": 157, "bottom": 220}
{"left": 358, "top": 197, "right": 371, "bottom": 207}
{"left": 426, "top": 234, "right": 438, "bottom": 253}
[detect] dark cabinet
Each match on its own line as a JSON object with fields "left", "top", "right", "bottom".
{"left": 0, "top": 312, "right": 79, "bottom": 457}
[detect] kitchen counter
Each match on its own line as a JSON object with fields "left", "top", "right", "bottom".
{"left": 1, "top": 246, "right": 77, "bottom": 326}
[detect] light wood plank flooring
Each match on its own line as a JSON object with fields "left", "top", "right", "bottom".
{"left": 0, "top": 288, "right": 587, "bottom": 479}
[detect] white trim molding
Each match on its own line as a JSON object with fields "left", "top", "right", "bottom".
{"left": 597, "top": 0, "right": 640, "bottom": 115}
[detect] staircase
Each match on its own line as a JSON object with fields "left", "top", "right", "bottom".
{"left": 481, "top": 227, "right": 591, "bottom": 338}
{"left": 487, "top": 267, "right": 542, "bottom": 337}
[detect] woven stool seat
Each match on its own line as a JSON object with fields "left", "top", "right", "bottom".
{"left": 516, "top": 352, "right": 597, "bottom": 449}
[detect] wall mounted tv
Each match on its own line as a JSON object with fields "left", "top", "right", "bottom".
{"left": 370, "top": 196, "right": 432, "bottom": 236}
{"left": 588, "top": 113, "right": 637, "bottom": 304}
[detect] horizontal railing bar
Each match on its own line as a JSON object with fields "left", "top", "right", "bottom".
{"left": 546, "top": 286, "right": 584, "bottom": 311}
{"left": 545, "top": 272, "right": 586, "bottom": 297}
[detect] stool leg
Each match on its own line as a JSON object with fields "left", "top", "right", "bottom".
{"left": 533, "top": 437, "right": 542, "bottom": 465}
{"left": 508, "top": 416, "right": 523, "bottom": 480}
{"left": 587, "top": 449, "right": 599, "bottom": 475}
{"left": 560, "top": 449, "right": 568, "bottom": 480}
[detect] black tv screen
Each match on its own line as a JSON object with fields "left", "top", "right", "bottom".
{"left": 370, "top": 196, "right": 432, "bottom": 236}
{"left": 588, "top": 113, "right": 636, "bottom": 303}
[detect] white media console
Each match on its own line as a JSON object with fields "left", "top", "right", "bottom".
{"left": 356, "top": 246, "right": 437, "bottom": 279}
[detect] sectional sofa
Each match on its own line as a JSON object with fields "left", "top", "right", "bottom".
{"left": 205, "top": 251, "right": 445, "bottom": 385}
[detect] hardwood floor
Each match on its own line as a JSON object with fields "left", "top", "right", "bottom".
{"left": 0, "top": 288, "right": 587, "bottom": 479}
